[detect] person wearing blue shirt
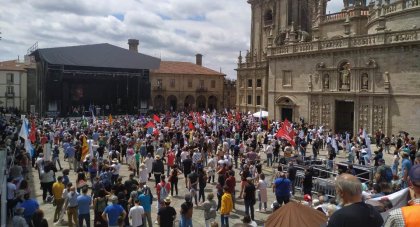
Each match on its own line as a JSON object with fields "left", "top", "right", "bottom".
{"left": 66, "top": 145, "right": 76, "bottom": 170}
{"left": 77, "top": 187, "right": 92, "bottom": 227}
{"left": 138, "top": 186, "right": 153, "bottom": 227}
{"left": 273, "top": 173, "right": 291, "bottom": 206}
{"left": 18, "top": 193, "right": 39, "bottom": 225}
{"left": 102, "top": 195, "right": 126, "bottom": 227}
{"left": 401, "top": 152, "right": 412, "bottom": 188}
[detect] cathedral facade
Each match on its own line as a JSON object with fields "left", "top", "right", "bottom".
{"left": 237, "top": 0, "right": 420, "bottom": 136}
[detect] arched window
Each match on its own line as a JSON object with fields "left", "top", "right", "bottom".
{"left": 264, "top": 9, "right": 273, "bottom": 25}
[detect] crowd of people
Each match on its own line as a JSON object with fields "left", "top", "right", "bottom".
{"left": 1, "top": 110, "right": 420, "bottom": 227}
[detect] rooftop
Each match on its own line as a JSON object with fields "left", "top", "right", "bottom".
{"left": 31, "top": 43, "right": 160, "bottom": 70}
{"left": 0, "top": 60, "right": 33, "bottom": 71}
{"left": 152, "top": 61, "right": 224, "bottom": 76}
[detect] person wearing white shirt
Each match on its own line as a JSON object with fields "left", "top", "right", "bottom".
{"left": 129, "top": 199, "right": 145, "bottom": 227}
{"left": 265, "top": 144, "right": 273, "bottom": 167}
{"left": 180, "top": 150, "right": 189, "bottom": 162}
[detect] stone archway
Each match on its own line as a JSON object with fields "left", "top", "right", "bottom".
{"left": 276, "top": 96, "right": 297, "bottom": 122}
{"left": 154, "top": 95, "right": 165, "bottom": 112}
{"left": 184, "top": 95, "right": 195, "bottom": 110}
{"left": 167, "top": 95, "right": 177, "bottom": 111}
{"left": 196, "top": 95, "right": 206, "bottom": 112}
{"left": 208, "top": 96, "right": 218, "bottom": 111}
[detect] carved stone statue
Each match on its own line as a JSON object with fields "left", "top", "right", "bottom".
{"left": 299, "top": 30, "right": 311, "bottom": 42}
{"left": 340, "top": 63, "right": 351, "bottom": 89}
{"left": 323, "top": 74, "right": 330, "bottom": 89}
{"left": 361, "top": 74, "right": 369, "bottom": 90}
{"left": 275, "top": 30, "right": 287, "bottom": 46}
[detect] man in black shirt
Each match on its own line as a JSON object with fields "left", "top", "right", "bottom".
{"left": 157, "top": 197, "right": 176, "bottom": 227}
{"left": 243, "top": 177, "right": 256, "bottom": 220}
{"left": 182, "top": 155, "right": 193, "bottom": 188}
{"left": 152, "top": 155, "right": 164, "bottom": 186}
{"left": 327, "top": 174, "right": 383, "bottom": 227}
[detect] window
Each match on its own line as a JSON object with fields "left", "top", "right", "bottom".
{"left": 256, "top": 96, "right": 261, "bottom": 105}
{"left": 248, "top": 79, "right": 253, "bottom": 88}
{"left": 211, "top": 80, "right": 216, "bottom": 88}
{"left": 6, "top": 86, "right": 14, "bottom": 94}
{"left": 256, "top": 79, "right": 262, "bottom": 88}
{"left": 199, "top": 80, "right": 205, "bottom": 88}
{"left": 264, "top": 9, "right": 273, "bottom": 25}
{"left": 157, "top": 79, "right": 162, "bottom": 87}
{"left": 6, "top": 73, "right": 14, "bottom": 84}
{"left": 170, "top": 79, "right": 175, "bottom": 88}
{"left": 282, "top": 71, "right": 292, "bottom": 87}
{"left": 247, "top": 95, "right": 252, "bottom": 104}
{"left": 188, "top": 79, "right": 192, "bottom": 88}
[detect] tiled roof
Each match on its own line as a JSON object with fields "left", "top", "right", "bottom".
{"left": 152, "top": 61, "right": 224, "bottom": 76}
{"left": 0, "top": 60, "right": 31, "bottom": 71}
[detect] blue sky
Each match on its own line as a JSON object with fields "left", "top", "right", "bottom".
{"left": 0, "top": 0, "right": 344, "bottom": 79}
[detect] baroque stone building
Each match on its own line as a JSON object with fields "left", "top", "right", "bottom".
{"left": 150, "top": 54, "right": 228, "bottom": 112}
{"left": 237, "top": 0, "right": 420, "bottom": 136}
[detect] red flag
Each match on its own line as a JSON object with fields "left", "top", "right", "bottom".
{"left": 235, "top": 112, "right": 241, "bottom": 121}
{"left": 145, "top": 121, "right": 156, "bottom": 129}
{"left": 188, "top": 121, "right": 195, "bottom": 130}
{"left": 153, "top": 114, "right": 161, "bottom": 123}
{"left": 29, "top": 119, "right": 36, "bottom": 143}
{"left": 282, "top": 118, "right": 296, "bottom": 137}
{"left": 153, "top": 128, "right": 159, "bottom": 136}
{"left": 275, "top": 128, "right": 296, "bottom": 146}
{"left": 228, "top": 113, "right": 233, "bottom": 121}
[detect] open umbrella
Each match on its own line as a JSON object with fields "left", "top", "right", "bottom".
{"left": 265, "top": 201, "right": 327, "bottom": 227}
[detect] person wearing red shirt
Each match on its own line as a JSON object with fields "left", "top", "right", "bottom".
{"left": 225, "top": 170, "right": 236, "bottom": 209}
{"left": 167, "top": 149, "right": 175, "bottom": 176}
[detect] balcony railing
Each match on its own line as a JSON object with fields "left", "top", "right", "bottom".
{"left": 267, "top": 28, "right": 420, "bottom": 57}
{"left": 5, "top": 92, "right": 14, "bottom": 97}
{"left": 152, "top": 86, "right": 165, "bottom": 91}
{"left": 196, "top": 87, "right": 208, "bottom": 92}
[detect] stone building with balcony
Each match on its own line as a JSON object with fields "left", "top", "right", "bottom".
{"left": 237, "top": 0, "right": 420, "bottom": 136}
{"left": 0, "top": 59, "right": 34, "bottom": 112}
{"left": 150, "top": 54, "right": 228, "bottom": 112}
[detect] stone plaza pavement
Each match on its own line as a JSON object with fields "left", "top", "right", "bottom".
{"left": 24, "top": 144, "right": 394, "bottom": 227}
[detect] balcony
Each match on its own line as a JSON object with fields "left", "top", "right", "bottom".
{"left": 196, "top": 87, "right": 208, "bottom": 92}
{"left": 5, "top": 92, "right": 14, "bottom": 97}
{"left": 152, "top": 86, "right": 165, "bottom": 92}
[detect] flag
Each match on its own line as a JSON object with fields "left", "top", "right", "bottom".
{"left": 228, "top": 113, "right": 233, "bottom": 121}
{"left": 145, "top": 121, "right": 156, "bottom": 129}
{"left": 235, "top": 112, "right": 241, "bottom": 121}
{"left": 19, "top": 118, "right": 29, "bottom": 140}
{"left": 81, "top": 136, "right": 89, "bottom": 161}
{"left": 109, "top": 114, "right": 113, "bottom": 124}
{"left": 275, "top": 128, "right": 296, "bottom": 146}
{"left": 188, "top": 121, "right": 195, "bottom": 130}
{"left": 29, "top": 119, "right": 36, "bottom": 143}
{"left": 153, "top": 128, "right": 160, "bottom": 136}
{"left": 153, "top": 114, "right": 161, "bottom": 123}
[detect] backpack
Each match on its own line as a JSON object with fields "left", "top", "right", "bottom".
{"left": 159, "top": 182, "right": 169, "bottom": 202}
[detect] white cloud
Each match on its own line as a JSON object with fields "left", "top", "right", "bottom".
{"left": 0, "top": 0, "right": 346, "bottom": 79}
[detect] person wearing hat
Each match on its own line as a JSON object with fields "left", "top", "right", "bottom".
{"left": 157, "top": 196, "right": 176, "bottom": 227}
{"left": 102, "top": 195, "right": 126, "bottom": 227}
{"left": 384, "top": 164, "right": 420, "bottom": 227}
{"left": 401, "top": 152, "right": 413, "bottom": 189}
{"left": 111, "top": 158, "right": 121, "bottom": 185}
{"left": 152, "top": 155, "right": 165, "bottom": 186}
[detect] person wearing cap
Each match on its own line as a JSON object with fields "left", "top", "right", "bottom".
{"left": 401, "top": 152, "right": 413, "bottom": 189}
{"left": 384, "top": 164, "right": 420, "bottom": 227}
{"left": 152, "top": 155, "right": 164, "bottom": 186}
{"left": 326, "top": 174, "right": 383, "bottom": 227}
{"left": 102, "top": 195, "right": 126, "bottom": 227}
{"left": 157, "top": 196, "right": 176, "bottom": 227}
{"left": 375, "top": 158, "right": 393, "bottom": 185}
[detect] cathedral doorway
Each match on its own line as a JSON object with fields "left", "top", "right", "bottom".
{"left": 335, "top": 100, "right": 354, "bottom": 134}
{"left": 281, "top": 108, "right": 293, "bottom": 121}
